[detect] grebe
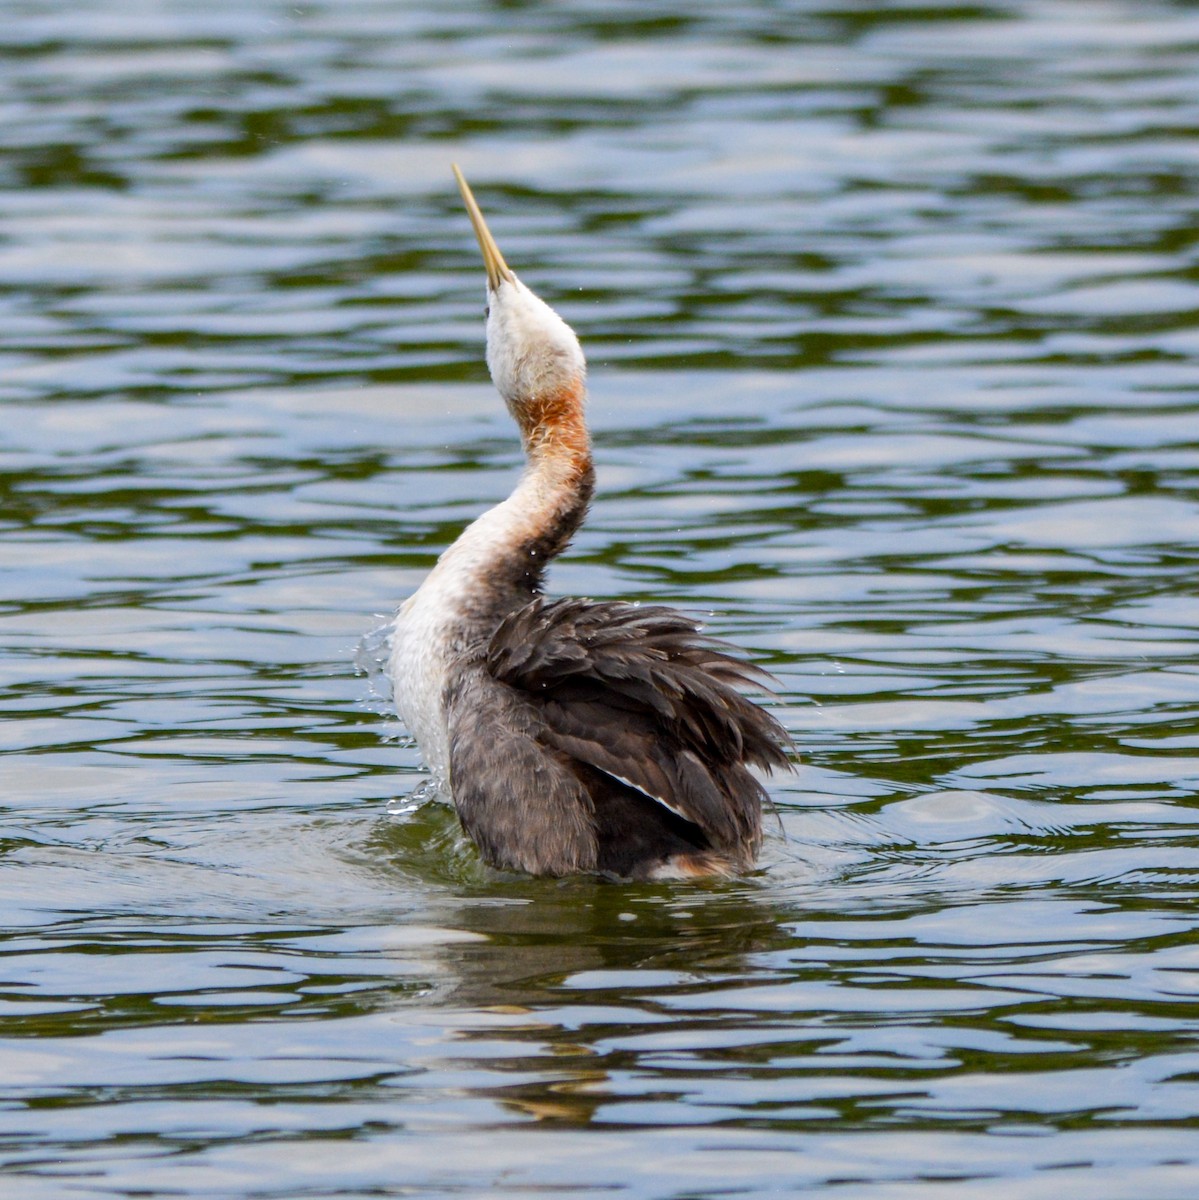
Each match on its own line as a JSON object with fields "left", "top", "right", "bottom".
{"left": 388, "top": 166, "right": 792, "bottom": 879}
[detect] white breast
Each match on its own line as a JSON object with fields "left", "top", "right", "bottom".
{"left": 389, "top": 580, "right": 456, "bottom": 788}
{"left": 388, "top": 491, "right": 533, "bottom": 790}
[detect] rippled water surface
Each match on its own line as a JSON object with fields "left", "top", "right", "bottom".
{"left": 4, "top": 2, "right": 1199, "bottom": 1196}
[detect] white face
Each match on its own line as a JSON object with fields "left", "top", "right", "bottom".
{"left": 484, "top": 277, "right": 587, "bottom": 417}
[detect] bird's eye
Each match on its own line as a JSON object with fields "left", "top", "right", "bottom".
{"left": 484, "top": 304, "right": 490, "bottom": 319}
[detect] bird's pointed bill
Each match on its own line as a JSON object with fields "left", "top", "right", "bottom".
{"left": 452, "top": 164, "right": 515, "bottom": 291}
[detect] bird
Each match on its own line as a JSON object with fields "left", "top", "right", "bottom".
{"left": 388, "top": 165, "right": 792, "bottom": 880}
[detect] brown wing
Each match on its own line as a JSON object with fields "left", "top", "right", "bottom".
{"left": 485, "top": 597, "right": 792, "bottom": 856}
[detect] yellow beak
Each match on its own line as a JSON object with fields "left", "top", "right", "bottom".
{"left": 452, "top": 164, "right": 515, "bottom": 291}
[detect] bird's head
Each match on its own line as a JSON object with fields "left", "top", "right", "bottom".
{"left": 453, "top": 165, "right": 587, "bottom": 451}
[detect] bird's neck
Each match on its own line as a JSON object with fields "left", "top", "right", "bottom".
{"left": 428, "top": 398, "right": 594, "bottom": 639}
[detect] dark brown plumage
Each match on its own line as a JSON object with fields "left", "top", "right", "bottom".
{"left": 446, "top": 599, "right": 792, "bottom": 879}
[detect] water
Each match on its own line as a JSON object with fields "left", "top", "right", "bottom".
{"left": 3, "top": 1, "right": 1199, "bottom": 1196}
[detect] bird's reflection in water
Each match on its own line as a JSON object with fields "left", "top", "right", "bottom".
{"left": 365, "top": 802, "right": 800, "bottom": 1127}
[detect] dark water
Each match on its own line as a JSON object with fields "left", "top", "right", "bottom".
{"left": 4, "top": 2, "right": 1199, "bottom": 1196}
